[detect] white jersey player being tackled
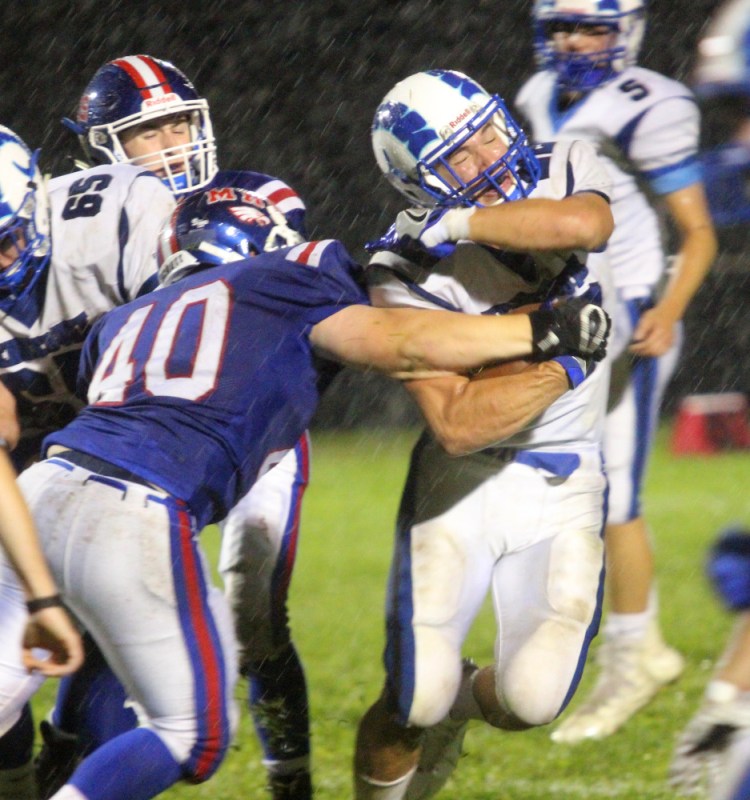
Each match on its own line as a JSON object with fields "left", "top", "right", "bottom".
{"left": 516, "top": 0, "right": 717, "bottom": 744}
{"left": 0, "top": 184, "right": 610, "bottom": 800}
{"left": 37, "top": 54, "right": 314, "bottom": 800}
{"left": 353, "top": 69, "right": 615, "bottom": 800}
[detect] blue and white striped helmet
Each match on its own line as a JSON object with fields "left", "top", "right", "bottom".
{"left": 371, "top": 69, "right": 540, "bottom": 208}
{"left": 0, "top": 126, "right": 51, "bottom": 305}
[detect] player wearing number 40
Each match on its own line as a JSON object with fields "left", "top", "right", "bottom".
{"left": 0, "top": 186, "right": 609, "bottom": 800}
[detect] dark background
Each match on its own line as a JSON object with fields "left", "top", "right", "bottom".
{"left": 1, "top": 0, "right": 742, "bottom": 427}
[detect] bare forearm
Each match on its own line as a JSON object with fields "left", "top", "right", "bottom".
{"left": 408, "top": 361, "right": 570, "bottom": 455}
{"left": 0, "top": 451, "right": 57, "bottom": 601}
{"left": 311, "top": 306, "right": 536, "bottom": 376}
{"left": 467, "top": 195, "right": 613, "bottom": 253}
{"left": 657, "top": 228, "right": 718, "bottom": 323}
{"left": 393, "top": 310, "right": 536, "bottom": 376}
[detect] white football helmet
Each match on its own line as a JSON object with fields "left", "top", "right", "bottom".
{"left": 0, "top": 126, "right": 51, "bottom": 307}
{"left": 533, "top": 0, "right": 646, "bottom": 90}
{"left": 63, "top": 54, "right": 217, "bottom": 196}
{"left": 371, "top": 69, "right": 540, "bottom": 207}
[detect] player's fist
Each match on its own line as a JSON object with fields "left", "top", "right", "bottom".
{"left": 529, "top": 297, "right": 610, "bottom": 361}
{"left": 394, "top": 206, "right": 475, "bottom": 255}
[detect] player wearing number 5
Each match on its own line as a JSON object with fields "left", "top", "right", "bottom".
{"left": 516, "top": 0, "right": 717, "bottom": 743}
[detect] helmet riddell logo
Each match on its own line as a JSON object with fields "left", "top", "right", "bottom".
{"left": 142, "top": 92, "right": 181, "bottom": 111}
{"left": 439, "top": 103, "right": 480, "bottom": 140}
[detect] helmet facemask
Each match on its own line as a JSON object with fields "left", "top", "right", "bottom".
{"left": 419, "top": 96, "right": 541, "bottom": 207}
{"left": 0, "top": 133, "right": 51, "bottom": 305}
{"left": 86, "top": 101, "right": 216, "bottom": 195}
{"left": 534, "top": 1, "right": 645, "bottom": 92}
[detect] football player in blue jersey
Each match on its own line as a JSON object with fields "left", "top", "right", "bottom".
{"left": 37, "top": 54, "right": 314, "bottom": 800}
{"left": 0, "top": 186, "right": 610, "bottom": 800}
{"left": 354, "top": 69, "right": 616, "bottom": 800}
{"left": 516, "top": 0, "right": 718, "bottom": 744}
{"left": 0, "top": 124, "right": 175, "bottom": 800}
{"left": 669, "top": 2, "right": 750, "bottom": 797}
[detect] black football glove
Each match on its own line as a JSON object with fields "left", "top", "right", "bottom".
{"left": 529, "top": 297, "right": 611, "bottom": 362}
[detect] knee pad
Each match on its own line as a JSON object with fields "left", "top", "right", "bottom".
{"left": 500, "top": 529, "right": 603, "bottom": 726}
{"left": 406, "top": 629, "right": 463, "bottom": 728}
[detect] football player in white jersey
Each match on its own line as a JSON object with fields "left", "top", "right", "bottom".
{"left": 0, "top": 124, "right": 175, "bottom": 800}
{"left": 34, "top": 54, "right": 315, "bottom": 800}
{"left": 669, "top": 2, "right": 750, "bottom": 797}
{"left": 354, "top": 69, "right": 615, "bottom": 800}
{"left": 516, "top": 0, "right": 718, "bottom": 743}
{"left": 0, "top": 379, "right": 83, "bottom": 680}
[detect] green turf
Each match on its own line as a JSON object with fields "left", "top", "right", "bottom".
{"left": 32, "top": 423, "right": 747, "bottom": 798}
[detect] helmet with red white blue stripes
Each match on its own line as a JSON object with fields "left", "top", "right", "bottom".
{"left": 63, "top": 54, "right": 217, "bottom": 195}
{"left": 156, "top": 186, "right": 305, "bottom": 286}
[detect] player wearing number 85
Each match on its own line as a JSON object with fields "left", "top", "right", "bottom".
{"left": 0, "top": 188, "right": 609, "bottom": 800}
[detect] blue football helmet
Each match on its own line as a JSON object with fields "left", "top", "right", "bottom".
{"left": 63, "top": 54, "right": 217, "bottom": 196}
{"left": 372, "top": 69, "right": 540, "bottom": 208}
{"left": 692, "top": 0, "right": 750, "bottom": 227}
{"left": 156, "top": 186, "right": 305, "bottom": 286}
{"left": 0, "top": 126, "right": 51, "bottom": 306}
{"left": 533, "top": 0, "right": 646, "bottom": 91}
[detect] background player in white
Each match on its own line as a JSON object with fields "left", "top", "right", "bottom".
{"left": 668, "top": 2, "right": 750, "bottom": 797}
{"left": 39, "top": 54, "right": 316, "bottom": 800}
{"left": 354, "top": 69, "right": 614, "bottom": 800}
{"left": 516, "top": 0, "right": 718, "bottom": 743}
{"left": 0, "top": 125, "right": 175, "bottom": 800}
{"left": 0, "top": 378, "right": 83, "bottom": 679}
{"left": 0, "top": 186, "right": 609, "bottom": 800}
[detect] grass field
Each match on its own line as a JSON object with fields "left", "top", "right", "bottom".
{"left": 32, "top": 422, "right": 749, "bottom": 798}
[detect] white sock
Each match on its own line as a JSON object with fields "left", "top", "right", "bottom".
{"left": 355, "top": 766, "right": 417, "bottom": 800}
{"left": 603, "top": 609, "right": 651, "bottom": 642}
{"left": 604, "top": 587, "right": 659, "bottom": 642}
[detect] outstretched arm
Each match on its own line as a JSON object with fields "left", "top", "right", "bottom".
{"left": 309, "top": 300, "right": 609, "bottom": 378}
{"left": 0, "top": 448, "right": 84, "bottom": 676}
{"left": 406, "top": 360, "right": 570, "bottom": 455}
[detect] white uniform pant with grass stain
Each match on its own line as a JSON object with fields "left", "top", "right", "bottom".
{"left": 384, "top": 434, "right": 606, "bottom": 729}
{"left": 1, "top": 458, "right": 238, "bottom": 783}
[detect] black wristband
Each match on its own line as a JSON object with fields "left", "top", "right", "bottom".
{"left": 26, "top": 594, "right": 64, "bottom": 614}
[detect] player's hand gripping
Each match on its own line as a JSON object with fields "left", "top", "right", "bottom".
{"left": 393, "top": 206, "right": 476, "bottom": 258}
{"left": 529, "top": 296, "right": 611, "bottom": 364}
{"left": 23, "top": 602, "right": 84, "bottom": 677}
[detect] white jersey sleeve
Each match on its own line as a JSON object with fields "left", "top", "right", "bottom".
{"left": 625, "top": 96, "right": 701, "bottom": 195}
